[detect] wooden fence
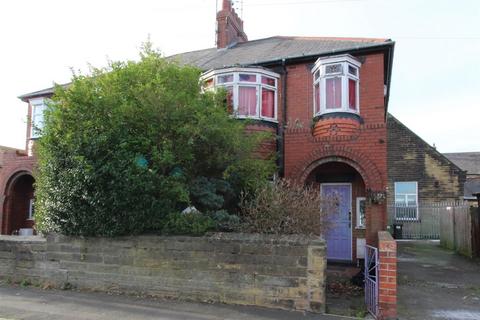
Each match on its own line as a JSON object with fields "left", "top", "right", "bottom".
{"left": 440, "top": 205, "right": 480, "bottom": 258}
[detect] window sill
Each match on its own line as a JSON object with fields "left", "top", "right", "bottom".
{"left": 313, "top": 111, "right": 363, "bottom": 123}
{"left": 355, "top": 226, "right": 366, "bottom": 230}
{"left": 234, "top": 115, "right": 278, "bottom": 124}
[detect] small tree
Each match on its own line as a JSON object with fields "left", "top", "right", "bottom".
{"left": 35, "top": 45, "right": 275, "bottom": 236}
{"left": 240, "top": 179, "right": 333, "bottom": 236}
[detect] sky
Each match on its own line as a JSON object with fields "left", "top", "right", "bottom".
{"left": 0, "top": 0, "right": 478, "bottom": 152}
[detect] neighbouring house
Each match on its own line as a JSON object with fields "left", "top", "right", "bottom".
{"left": 387, "top": 115, "right": 466, "bottom": 238}
{"left": 0, "top": 146, "right": 36, "bottom": 235}
{"left": 0, "top": 1, "right": 465, "bottom": 264}
{"left": 443, "top": 152, "right": 480, "bottom": 205}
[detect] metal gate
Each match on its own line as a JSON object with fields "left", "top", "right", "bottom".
{"left": 365, "top": 245, "right": 379, "bottom": 318}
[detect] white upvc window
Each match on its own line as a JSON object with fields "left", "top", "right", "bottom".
{"left": 394, "top": 181, "right": 419, "bottom": 220}
{"left": 356, "top": 197, "right": 366, "bottom": 229}
{"left": 28, "top": 198, "right": 35, "bottom": 220}
{"left": 312, "top": 54, "right": 361, "bottom": 116}
{"left": 201, "top": 67, "right": 279, "bottom": 122}
{"left": 29, "top": 98, "right": 47, "bottom": 139}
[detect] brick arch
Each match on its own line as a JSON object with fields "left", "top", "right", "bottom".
{"left": 3, "top": 170, "right": 34, "bottom": 195}
{"left": 1, "top": 169, "right": 35, "bottom": 235}
{"left": 291, "top": 146, "right": 384, "bottom": 190}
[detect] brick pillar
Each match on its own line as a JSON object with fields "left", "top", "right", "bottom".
{"left": 378, "top": 231, "right": 397, "bottom": 319}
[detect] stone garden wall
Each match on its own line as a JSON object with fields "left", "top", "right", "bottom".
{"left": 0, "top": 233, "right": 326, "bottom": 313}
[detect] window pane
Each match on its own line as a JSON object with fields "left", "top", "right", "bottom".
{"left": 217, "top": 74, "right": 233, "bottom": 84}
{"left": 349, "top": 78, "right": 357, "bottom": 110}
{"left": 325, "top": 64, "right": 342, "bottom": 74}
{"left": 314, "top": 83, "right": 320, "bottom": 114}
{"left": 261, "top": 88, "right": 274, "bottom": 118}
{"left": 238, "top": 86, "right": 257, "bottom": 116}
{"left": 261, "top": 76, "right": 275, "bottom": 86}
{"left": 395, "top": 197, "right": 406, "bottom": 206}
{"left": 407, "top": 195, "right": 417, "bottom": 206}
{"left": 395, "top": 182, "right": 417, "bottom": 195}
{"left": 225, "top": 86, "right": 233, "bottom": 112}
{"left": 358, "top": 198, "right": 366, "bottom": 227}
{"left": 239, "top": 74, "right": 256, "bottom": 82}
{"left": 325, "top": 78, "right": 342, "bottom": 109}
{"left": 348, "top": 65, "right": 358, "bottom": 76}
{"left": 32, "top": 103, "right": 46, "bottom": 135}
{"left": 204, "top": 78, "right": 214, "bottom": 88}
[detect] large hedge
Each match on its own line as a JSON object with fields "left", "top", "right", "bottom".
{"left": 35, "top": 46, "right": 275, "bottom": 236}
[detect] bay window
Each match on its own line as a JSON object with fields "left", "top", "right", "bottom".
{"left": 201, "top": 68, "right": 279, "bottom": 121}
{"left": 312, "top": 55, "right": 361, "bottom": 116}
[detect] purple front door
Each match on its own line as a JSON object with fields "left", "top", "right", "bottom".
{"left": 321, "top": 183, "right": 352, "bottom": 261}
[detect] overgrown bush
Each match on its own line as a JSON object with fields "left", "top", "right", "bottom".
{"left": 161, "top": 212, "right": 216, "bottom": 236}
{"left": 188, "top": 177, "right": 235, "bottom": 213}
{"left": 210, "top": 210, "right": 241, "bottom": 232}
{"left": 240, "top": 179, "right": 332, "bottom": 236}
{"left": 35, "top": 43, "right": 275, "bottom": 236}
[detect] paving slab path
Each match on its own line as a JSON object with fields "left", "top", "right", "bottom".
{"left": 0, "top": 285, "right": 348, "bottom": 320}
{"left": 397, "top": 240, "right": 480, "bottom": 320}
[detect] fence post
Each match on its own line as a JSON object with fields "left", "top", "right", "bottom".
{"left": 378, "top": 231, "right": 397, "bottom": 320}
{"left": 452, "top": 204, "right": 457, "bottom": 251}
{"left": 471, "top": 207, "right": 480, "bottom": 257}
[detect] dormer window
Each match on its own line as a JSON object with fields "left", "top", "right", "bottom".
{"left": 312, "top": 55, "right": 361, "bottom": 116}
{"left": 201, "top": 67, "right": 279, "bottom": 122}
{"left": 29, "top": 98, "right": 47, "bottom": 139}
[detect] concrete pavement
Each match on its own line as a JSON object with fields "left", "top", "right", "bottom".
{"left": 0, "top": 285, "right": 348, "bottom": 320}
{"left": 397, "top": 240, "right": 480, "bottom": 320}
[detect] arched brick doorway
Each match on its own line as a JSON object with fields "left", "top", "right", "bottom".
{"left": 1, "top": 172, "right": 35, "bottom": 235}
{"left": 306, "top": 161, "right": 366, "bottom": 262}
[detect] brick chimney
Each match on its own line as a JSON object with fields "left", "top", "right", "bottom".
{"left": 216, "top": 0, "right": 248, "bottom": 48}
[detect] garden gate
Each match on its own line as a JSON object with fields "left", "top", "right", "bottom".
{"left": 365, "top": 245, "right": 379, "bottom": 318}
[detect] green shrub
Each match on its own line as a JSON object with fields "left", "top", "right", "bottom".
{"left": 210, "top": 210, "right": 241, "bottom": 232}
{"left": 35, "top": 43, "right": 275, "bottom": 237}
{"left": 162, "top": 212, "right": 215, "bottom": 236}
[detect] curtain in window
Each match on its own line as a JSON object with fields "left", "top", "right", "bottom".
{"left": 314, "top": 83, "right": 320, "bottom": 114}
{"left": 349, "top": 79, "right": 357, "bottom": 110}
{"left": 326, "top": 77, "right": 341, "bottom": 109}
{"left": 261, "top": 88, "right": 274, "bottom": 118}
{"left": 238, "top": 86, "right": 257, "bottom": 116}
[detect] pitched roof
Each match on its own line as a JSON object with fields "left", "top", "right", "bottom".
{"left": 18, "top": 36, "right": 394, "bottom": 100}
{"left": 387, "top": 114, "right": 465, "bottom": 174}
{"left": 18, "top": 83, "right": 68, "bottom": 102}
{"left": 443, "top": 152, "right": 480, "bottom": 175}
{"left": 169, "top": 36, "right": 393, "bottom": 70}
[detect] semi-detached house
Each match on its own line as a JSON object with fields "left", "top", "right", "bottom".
{"left": 0, "top": 0, "right": 465, "bottom": 262}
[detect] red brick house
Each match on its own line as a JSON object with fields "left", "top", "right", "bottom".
{"left": 0, "top": 0, "right": 395, "bottom": 262}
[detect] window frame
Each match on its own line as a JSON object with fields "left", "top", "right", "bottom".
{"left": 394, "top": 181, "right": 419, "bottom": 221}
{"left": 201, "top": 67, "right": 279, "bottom": 122}
{"left": 29, "top": 98, "right": 46, "bottom": 139}
{"left": 312, "top": 54, "right": 361, "bottom": 117}
{"left": 28, "top": 198, "right": 34, "bottom": 221}
{"left": 356, "top": 196, "right": 366, "bottom": 229}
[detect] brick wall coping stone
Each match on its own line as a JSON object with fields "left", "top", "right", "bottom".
{"left": 0, "top": 235, "right": 45, "bottom": 242}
